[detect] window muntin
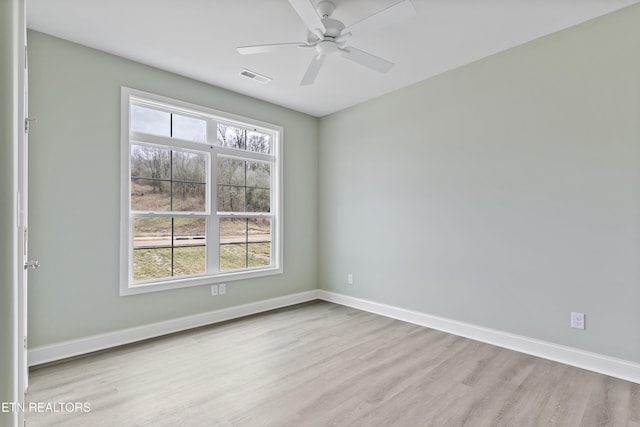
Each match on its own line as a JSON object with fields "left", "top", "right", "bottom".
{"left": 121, "top": 87, "right": 282, "bottom": 295}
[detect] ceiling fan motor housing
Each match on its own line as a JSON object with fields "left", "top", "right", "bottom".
{"left": 308, "top": 17, "right": 345, "bottom": 47}
{"left": 321, "top": 18, "right": 345, "bottom": 38}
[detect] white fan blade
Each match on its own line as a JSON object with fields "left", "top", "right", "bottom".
{"left": 237, "top": 43, "right": 308, "bottom": 55}
{"left": 301, "top": 54, "right": 326, "bottom": 85}
{"left": 339, "top": 47, "right": 394, "bottom": 73}
{"left": 342, "top": 0, "right": 415, "bottom": 38}
{"left": 288, "top": 0, "right": 326, "bottom": 38}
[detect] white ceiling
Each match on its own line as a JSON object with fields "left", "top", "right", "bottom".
{"left": 27, "top": 0, "right": 639, "bottom": 117}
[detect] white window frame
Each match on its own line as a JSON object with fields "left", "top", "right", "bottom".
{"left": 120, "top": 87, "right": 283, "bottom": 295}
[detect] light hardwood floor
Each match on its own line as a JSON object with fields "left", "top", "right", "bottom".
{"left": 27, "top": 301, "right": 640, "bottom": 426}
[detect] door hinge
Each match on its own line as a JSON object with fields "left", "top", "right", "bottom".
{"left": 23, "top": 336, "right": 27, "bottom": 350}
{"left": 24, "top": 260, "right": 39, "bottom": 270}
{"left": 25, "top": 117, "right": 36, "bottom": 134}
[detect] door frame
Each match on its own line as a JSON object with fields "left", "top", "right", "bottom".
{"left": 17, "top": 0, "right": 28, "bottom": 401}
{"left": 17, "top": 0, "right": 29, "bottom": 425}
{"left": 1, "top": 1, "right": 27, "bottom": 427}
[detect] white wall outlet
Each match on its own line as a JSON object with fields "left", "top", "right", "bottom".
{"left": 219, "top": 283, "right": 226, "bottom": 295}
{"left": 211, "top": 284, "right": 218, "bottom": 296}
{"left": 571, "top": 312, "right": 585, "bottom": 329}
{"left": 347, "top": 274, "right": 353, "bottom": 285}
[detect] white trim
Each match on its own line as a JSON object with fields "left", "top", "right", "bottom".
{"left": 28, "top": 290, "right": 318, "bottom": 366}
{"left": 317, "top": 290, "right": 640, "bottom": 384}
{"left": 29, "top": 289, "right": 640, "bottom": 384}
{"left": 119, "top": 87, "right": 131, "bottom": 296}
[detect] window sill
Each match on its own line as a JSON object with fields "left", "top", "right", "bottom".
{"left": 120, "top": 266, "right": 283, "bottom": 296}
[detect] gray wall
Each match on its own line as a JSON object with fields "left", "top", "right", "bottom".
{"left": 319, "top": 5, "right": 640, "bottom": 362}
{"left": 27, "top": 31, "right": 318, "bottom": 347}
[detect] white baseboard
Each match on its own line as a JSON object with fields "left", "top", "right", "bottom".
{"left": 29, "top": 288, "right": 640, "bottom": 384}
{"left": 317, "top": 290, "right": 640, "bottom": 384}
{"left": 28, "top": 290, "right": 319, "bottom": 367}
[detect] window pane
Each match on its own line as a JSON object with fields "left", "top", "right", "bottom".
{"left": 248, "top": 218, "right": 271, "bottom": 267}
{"left": 220, "top": 218, "right": 245, "bottom": 243}
{"left": 173, "top": 182, "right": 207, "bottom": 211}
{"left": 217, "top": 124, "right": 246, "bottom": 150}
{"left": 133, "top": 217, "right": 172, "bottom": 280}
{"left": 131, "top": 105, "right": 170, "bottom": 137}
{"left": 173, "top": 218, "right": 206, "bottom": 246}
{"left": 217, "top": 185, "right": 245, "bottom": 212}
{"left": 220, "top": 218, "right": 245, "bottom": 271}
{"left": 247, "top": 162, "right": 271, "bottom": 212}
{"left": 172, "top": 150, "right": 207, "bottom": 212}
{"left": 133, "top": 217, "right": 172, "bottom": 246}
{"left": 131, "top": 145, "right": 171, "bottom": 179}
{"left": 217, "top": 157, "right": 246, "bottom": 212}
{"left": 220, "top": 243, "right": 247, "bottom": 271}
{"left": 172, "top": 151, "right": 207, "bottom": 182}
{"left": 217, "top": 124, "right": 270, "bottom": 154}
{"left": 246, "top": 129, "right": 271, "bottom": 154}
{"left": 172, "top": 114, "right": 206, "bottom": 142}
{"left": 246, "top": 188, "right": 269, "bottom": 212}
{"left": 131, "top": 179, "right": 170, "bottom": 211}
{"left": 131, "top": 147, "right": 207, "bottom": 212}
{"left": 248, "top": 243, "right": 270, "bottom": 267}
{"left": 248, "top": 218, "right": 271, "bottom": 242}
{"left": 217, "top": 158, "right": 271, "bottom": 213}
{"left": 133, "top": 248, "right": 172, "bottom": 281}
{"left": 173, "top": 247, "right": 206, "bottom": 276}
{"left": 133, "top": 218, "right": 206, "bottom": 280}
{"left": 217, "top": 157, "right": 245, "bottom": 185}
{"left": 246, "top": 162, "right": 270, "bottom": 188}
{"left": 219, "top": 218, "right": 271, "bottom": 271}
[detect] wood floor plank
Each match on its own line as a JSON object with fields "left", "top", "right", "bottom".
{"left": 26, "top": 301, "right": 639, "bottom": 426}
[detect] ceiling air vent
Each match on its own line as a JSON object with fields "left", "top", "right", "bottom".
{"left": 240, "top": 69, "right": 272, "bottom": 84}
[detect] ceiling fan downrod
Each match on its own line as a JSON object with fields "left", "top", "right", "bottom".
{"left": 316, "top": 1, "right": 336, "bottom": 18}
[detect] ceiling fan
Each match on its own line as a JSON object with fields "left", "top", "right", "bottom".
{"left": 237, "top": 0, "right": 416, "bottom": 85}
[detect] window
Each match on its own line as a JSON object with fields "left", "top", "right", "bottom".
{"left": 120, "top": 87, "right": 282, "bottom": 295}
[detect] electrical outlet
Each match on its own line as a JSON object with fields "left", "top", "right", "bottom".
{"left": 211, "top": 285, "right": 218, "bottom": 296}
{"left": 219, "top": 283, "right": 226, "bottom": 295}
{"left": 347, "top": 274, "right": 353, "bottom": 285}
{"left": 571, "top": 312, "right": 585, "bottom": 329}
